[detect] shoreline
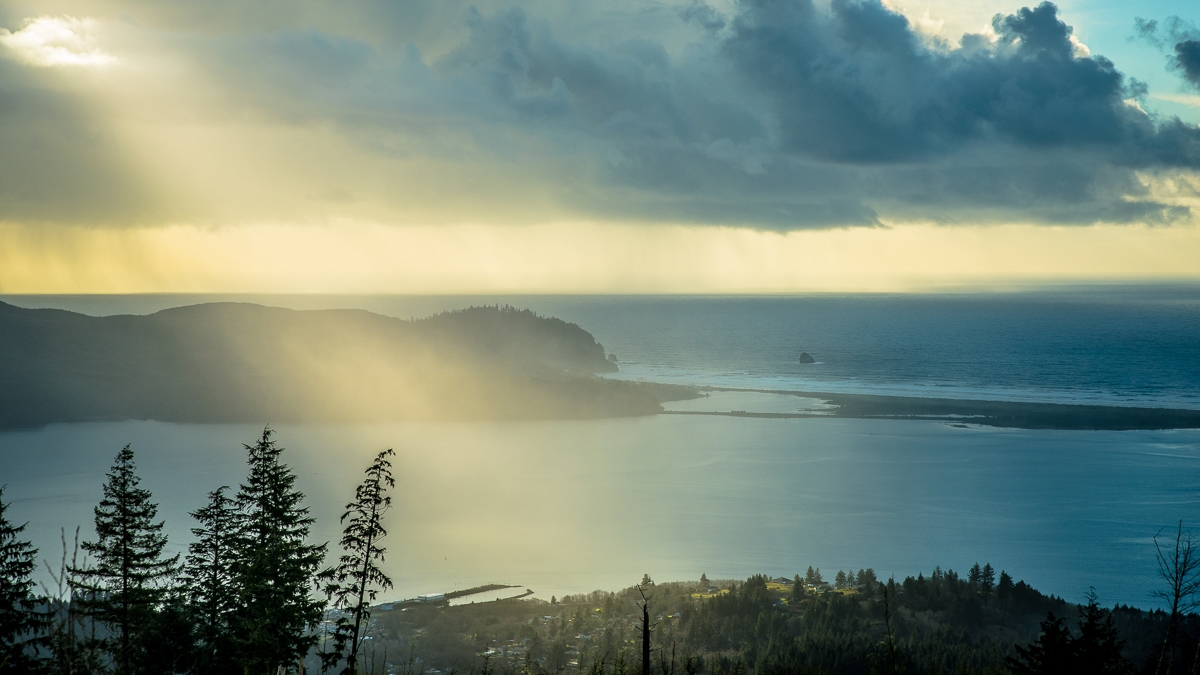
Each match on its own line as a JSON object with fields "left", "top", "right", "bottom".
{"left": 666, "top": 387, "right": 1200, "bottom": 431}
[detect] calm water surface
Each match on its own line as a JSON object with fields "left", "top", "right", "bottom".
{"left": 3, "top": 413, "right": 1197, "bottom": 608}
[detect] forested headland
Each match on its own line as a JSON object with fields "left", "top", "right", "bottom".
{"left": 4, "top": 430, "right": 1200, "bottom": 674}
{"left": 0, "top": 302, "right": 696, "bottom": 427}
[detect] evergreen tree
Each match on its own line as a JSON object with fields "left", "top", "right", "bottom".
{"left": 74, "top": 444, "right": 179, "bottom": 674}
{"left": 790, "top": 575, "right": 805, "bottom": 603}
{"left": 323, "top": 449, "right": 396, "bottom": 675}
{"left": 804, "top": 567, "right": 821, "bottom": 585}
{"left": 981, "top": 563, "right": 996, "bottom": 593}
{"left": 1005, "top": 612, "right": 1075, "bottom": 674}
{"left": 231, "top": 427, "right": 327, "bottom": 673}
{"left": 0, "top": 486, "right": 44, "bottom": 672}
{"left": 997, "top": 571, "right": 1014, "bottom": 599}
{"left": 856, "top": 568, "right": 877, "bottom": 593}
{"left": 968, "top": 563, "right": 983, "bottom": 587}
{"left": 139, "top": 591, "right": 196, "bottom": 675}
{"left": 834, "top": 570, "right": 847, "bottom": 589}
{"left": 1074, "top": 592, "right": 1131, "bottom": 675}
{"left": 182, "top": 486, "right": 239, "bottom": 673}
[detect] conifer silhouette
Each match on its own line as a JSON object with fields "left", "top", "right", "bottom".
{"left": 74, "top": 444, "right": 179, "bottom": 674}
{"left": 231, "top": 427, "right": 327, "bottom": 673}
{"left": 0, "top": 486, "right": 44, "bottom": 671}
{"left": 324, "top": 449, "right": 397, "bottom": 674}
{"left": 1005, "top": 612, "right": 1074, "bottom": 674}
{"left": 1075, "top": 591, "right": 1132, "bottom": 675}
{"left": 182, "top": 486, "right": 239, "bottom": 673}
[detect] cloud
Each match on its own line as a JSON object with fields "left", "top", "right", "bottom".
{"left": 0, "top": 16, "right": 118, "bottom": 67}
{"left": 0, "top": 0, "right": 1198, "bottom": 230}
{"left": 1132, "top": 15, "right": 1200, "bottom": 90}
{"left": 1154, "top": 93, "right": 1200, "bottom": 109}
{"left": 1177, "top": 40, "right": 1200, "bottom": 89}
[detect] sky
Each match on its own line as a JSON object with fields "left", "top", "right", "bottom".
{"left": 2, "top": 0, "right": 1200, "bottom": 293}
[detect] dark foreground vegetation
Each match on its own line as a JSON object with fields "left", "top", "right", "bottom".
{"left": 367, "top": 570, "right": 1200, "bottom": 675}
{"left": 1, "top": 428, "right": 393, "bottom": 675}
{"left": 3, "top": 430, "right": 1200, "bottom": 674}
{"left": 0, "top": 302, "right": 696, "bottom": 427}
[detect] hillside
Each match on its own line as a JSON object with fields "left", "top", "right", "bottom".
{"left": 0, "top": 302, "right": 695, "bottom": 426}
{"left": 364, "top": 572, "right": 1188, "bottom": 675}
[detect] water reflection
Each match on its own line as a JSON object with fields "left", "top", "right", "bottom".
{"left": 2, "top": 417, "right": 1197, "bottom": 608}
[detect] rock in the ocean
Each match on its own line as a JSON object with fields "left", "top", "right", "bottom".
{"left": 799, "top": 352, "right": 815, "bottom": 364}
{"left": 608, "top": 353, "right": 618, "bottom": 362}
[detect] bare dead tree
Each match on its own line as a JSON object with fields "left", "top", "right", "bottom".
{"left": 658, "top": 641, "right": 675, "bottom": 675}
{"left": 1153, "top": 521, "right": 1200, "bottom": 675}
{"left": 40, "top": 527, "right": 102, "bottom": 675}
{"left": 636, "top": 578, "right": 655, "bottom": 675}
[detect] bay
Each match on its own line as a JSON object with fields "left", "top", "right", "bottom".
{"left": 3, "top": 289, "right": 1199, "bottom": 610}
{"left": 2, "top": 413, "right": 1197, "bottom": 608}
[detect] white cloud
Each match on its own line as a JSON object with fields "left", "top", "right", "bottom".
{"left": 1123, "top": 98, "right": 1148, "bottom": 115}
{"left": 876, "top": 0, "right": 944, "bottom": 38}
{"left": 911, "top": 11, "right": 945, "bottom": 38}
{"left": 1069, "top": 34, "right": 1090, "bottom": 58}
{"left": 1152, "top": 93, "right": 1200, "bottom": 109}
{"left": 0, "top": 16, "right": 118, "bottom": 67}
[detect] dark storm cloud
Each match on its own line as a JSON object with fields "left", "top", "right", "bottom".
{"left": 1176, "top": 40, "right": 1200, "bottom": 88}
{"left": 413, "top": 0, "right": 1197, "bottom": 225}
{"left": 726, "top": 0, "right": 1195, "bottom": 164}
{"left": 2, "top": 0, "right": 1199, "bottom": 228}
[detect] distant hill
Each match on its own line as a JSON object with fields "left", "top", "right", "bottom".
{"left": 0, "top": 302, "right": 695, "bottom": 426}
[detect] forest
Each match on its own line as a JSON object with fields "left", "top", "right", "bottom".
{"left": 3, "top": 429, "right": 1200, "bottom": 675}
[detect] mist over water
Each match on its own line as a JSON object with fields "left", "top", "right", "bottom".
{"left": 2, "top": 289, "right": 1198, "bottom": 609}
{"left": 8, "top": 287, "right": 1200, "bottom": 408}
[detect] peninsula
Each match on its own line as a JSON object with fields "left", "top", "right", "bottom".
{"left": 0, "top": 302, "right": 696, "bottom": 427}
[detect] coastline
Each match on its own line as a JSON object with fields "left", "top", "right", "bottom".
{"left": 663, "top": 387, "right": 1200, "bottom": 431}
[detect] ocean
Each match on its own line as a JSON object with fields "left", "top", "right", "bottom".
{"left": 2, "top": 288, "right": 1198, "bottom": 607}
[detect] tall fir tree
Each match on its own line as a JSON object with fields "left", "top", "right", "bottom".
{"left": 997, "top": 570, "right": 1015, "bottom": 599}
{"left": 981, "top": 563, "right": 996, "bottom": 593}
{"left": 0, "top": 486, "right": 45, "bottom": 672}
{"left": 182, "top": 486, "right": 239, "bottom": 674}
{"left": 231, "top": 427, "right": 327, "bottom": 674}
{"left": 1075, "top": 591, "right": 1132, "bottom": 675}
{"left": 968, "top": 562, "right": 983, "bottom": 587}
{"left": 324, "top": 449, "right": 396, "bottom": 675}
{"left": 74, "top": 444, "right": 179, "bottom": 675}
{"left": 804, "top": 567, "right": 821, "bottom": 585}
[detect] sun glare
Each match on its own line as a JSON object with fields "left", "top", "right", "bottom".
{"left": 0, "top": 16, "right": 118, "bottom": 68}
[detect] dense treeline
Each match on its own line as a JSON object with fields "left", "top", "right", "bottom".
{"left": 370, "top": 573, "right": 1200, "bottom": 675}
{"left": 0, "top": 428, "right": 395, "bottom": 674}
{"left": 4, "top": 430, "right": 1200, "bottom": 674}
